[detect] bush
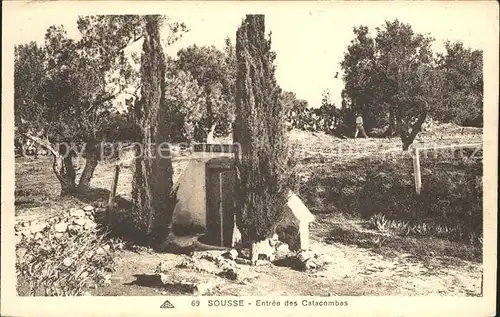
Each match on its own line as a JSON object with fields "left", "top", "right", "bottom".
{"left": 299, "top": 149, "right": 483, "bottom": 245}
{"left": 16, "top": 222, "right": 121, "bottom": 296}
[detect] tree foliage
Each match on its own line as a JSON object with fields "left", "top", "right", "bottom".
{"left": 234, "top": 15, "right": 293, "bottom": 244}
{"left": 164, "top": 69, "right": 204, "bottom": 143}
{"left": 172, "top": 41, "right": 236, "bottom": 141}
{"left": 131, "top": 15, "right": 174, "bottom": 241}
{"left": 14, "top": 15, "right": 186, "bottom": 194}
{"left": 341, "top": 20, "right": 483, "bottom": 149}
{"left": 432, "top": 41, "right": 483, "bottom": 126}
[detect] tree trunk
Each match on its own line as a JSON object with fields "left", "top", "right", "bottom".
{"left": 384, "top": 109, "right": 398, "bottom": 137}
{"left": 52, "top": 152, "right": 76, "bottom": 195}
{"left": 107, "top": 165, "right": 121, "bottom": 226}
{"left": 77, "top": 141, "right": 99, "bottom": 191}
{"left": 22, "top": 132, "right": 77, "bottom": 195}
{"left": 401, "top": 111, "right": 427, "bottom": 151}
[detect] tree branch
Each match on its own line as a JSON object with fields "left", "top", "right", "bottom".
{"left": 117, "top": 35, "right": 144, "bottom": 53}
{"left": 86, "top": 94, "right": 117, "bottom": 113}
{"left": 22, "top": 132, "right": 57, "bottom": 156}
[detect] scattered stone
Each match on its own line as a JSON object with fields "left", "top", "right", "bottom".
{"left": 67, "top": 224, "right": 81, "bottom": 234}
{"left": 33, "top": 232, "right": 44, "bottom": 240}
{"left": 297, "top": 250, "right": 314, "bottom": 262}
{"left": 224, "top": 249, "right": 239, "bottom": 260}
{"left": 82, "top": 291, "right": 92, "bottom": 296}
{"left": 63, "top": 257, "right": 73, "bottom": 267}
{"left": 218, "top": 267, "right": 258, "bottom": 283}
{"left": 69, "top": 208, "right": 85, "bottom": 218}
{"left": 96, "top": 247, "right": 107, "bottom": 255}
{"left": 80, "top": 271, "right": 89, "bottom": 279}
{"left": 304, "top": 258, "right": 318, "bottom": 270}
{"left": 193, "top": 281, "right": 214, "bottom": 295}
{"left": 218, "top": 258, "right": 237, "bottom": 271}
{"left": 275, "top": 242, "right": 290, "bottom": 254}
{"left": 196, "top": 251, "right": 225, "bottom": 261}
{"left": 73, "top": 218, "right": 87, "bottom": 226}
{"left": 84, "top": 221, "right": 97, "bottom": 230}
{"left": 235, "top": 258, "right": 252, "bottom": 265}
{"left": 82, "top": 205, "right": 94, "bottom": 212}
{"left": 176, "top": 258, "right": 218, "bottom": 274}
{"left": 54, "top": 232, "right": 64, "bottom": 239}
{"left": 198, "top": 252, "right": 236, "bottom": 269}
{"left": 218, "top": 267, "right": 238, "bottom": 280}
{"left": 54, "top": 222, "right": 68, "bottom": 233}
{"left": 30, "top": 221, "right": 49, "bottom": 234}
{"left": 14, "top": 224, "right": 23, "bottom": 232}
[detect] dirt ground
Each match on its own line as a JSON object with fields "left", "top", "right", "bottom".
{"left": 90, "top": 238, "right": 482, "bottom": 296}
{"left": 15, "top": 127, "right": 483, "bottom": 297}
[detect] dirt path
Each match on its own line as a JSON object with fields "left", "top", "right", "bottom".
{"left": 91, "top": 239, "right": 482, "bottom": 296}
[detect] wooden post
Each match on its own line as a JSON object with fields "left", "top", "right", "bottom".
{"left": 219, "top": 172, "right": 224, "bottom": 247}
{"left": 107, "top": 164, "right": 121, "bottom": 225}
{"left": 412, "top": 147, "right": 422, "bottom": 195}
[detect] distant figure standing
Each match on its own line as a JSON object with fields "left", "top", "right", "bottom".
{"left": 354, "top": 114, "right": 368, "bottom": 138}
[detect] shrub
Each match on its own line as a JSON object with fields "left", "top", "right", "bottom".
{"left": 16, "top": 226, "right": 120, "bottom": 296}
{"left": 299, "top": 150, "right": 483, "bottom": 245}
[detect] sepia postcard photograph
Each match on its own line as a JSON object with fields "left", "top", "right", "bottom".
{"left": 1, "top": 1, "right": 498, "bottom": 316}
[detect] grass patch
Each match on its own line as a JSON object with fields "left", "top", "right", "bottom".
{"left": 300, "top": 148, "right": 482, "bottom": 261}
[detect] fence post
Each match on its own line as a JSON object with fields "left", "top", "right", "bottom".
{"left": 412, "top": 147, "right": 422, "bottom": 195}
{"left": 107, "top": 164, "right": 121, "bottom": 225}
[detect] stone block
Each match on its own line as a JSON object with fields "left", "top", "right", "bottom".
{"left": 82, "top": 205, "right": 94, "bottom": 212}
{"left": 69, "top": 208, "right": 85, "bottom": 218}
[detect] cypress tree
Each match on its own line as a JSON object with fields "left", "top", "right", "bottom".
{"left": 131, "top": 15, "right": 174, "bottom": 243}
{"left": 234, "top": 15, "right": 291, "bottom": 257}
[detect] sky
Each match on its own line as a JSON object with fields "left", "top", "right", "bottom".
{"left": 9, "top": 1, "right": 494, "bottom": 107}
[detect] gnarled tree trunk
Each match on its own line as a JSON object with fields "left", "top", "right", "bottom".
{"left": 401, "top": 110, "right": 427, "bottom": 151}
{"left": 77, "top": 140, "right": 100, "bottom": 190}
{"left": 22, "top": 132, "right": 77, "bottom": 195}
{"left": 52, "top": 151, "right": 77, "bottom": 196}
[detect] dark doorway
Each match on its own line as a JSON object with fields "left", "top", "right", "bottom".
{"left": 205, "top": 157, "right": 236, "bottom": 247}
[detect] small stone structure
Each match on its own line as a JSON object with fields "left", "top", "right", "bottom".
{"left": 171, "top": 144, "right": 315, "bottom": 250}
{"left": 171, "top": 147, "right": 235, "bottom": 239}
{"left": 282, "top": 191, "right": 315, "bottom": 250}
